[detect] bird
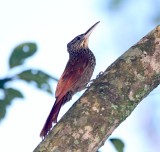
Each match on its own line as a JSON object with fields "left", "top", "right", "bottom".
{"left": 40, "top": 21, "right": 100, "bottom": 138}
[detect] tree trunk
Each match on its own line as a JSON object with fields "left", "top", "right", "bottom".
{"left": 34, "top": 25, "right": 160, "bottom": 152}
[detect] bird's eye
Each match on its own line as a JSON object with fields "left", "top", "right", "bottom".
{"left": 76, "top": 36, "right": 81, "bottom": 40}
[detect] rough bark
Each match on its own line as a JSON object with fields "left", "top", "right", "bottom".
{"left": 34, "top": 25, "right": 160, "bottom": 152}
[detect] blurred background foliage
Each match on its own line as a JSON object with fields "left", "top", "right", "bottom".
{"left": 0, "top": 42, "right": 58, "bottom": 121}
{"left": 107, "top": 0, "right": 160, "bottom": 24}
{"left": 110, "top": 138, "right": 124, "bottom": 152}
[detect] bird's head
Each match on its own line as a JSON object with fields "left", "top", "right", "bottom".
{"left": 67, "top": 21, "right": 100, "bottom": 52}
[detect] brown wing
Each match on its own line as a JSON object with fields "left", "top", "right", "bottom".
{"left": 40, "top": 56, "right": 90, "bottom": 138}
{"left": 55, "top": 56, "right": 89, "bottom": 101}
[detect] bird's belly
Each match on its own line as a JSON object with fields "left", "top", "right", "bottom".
{"left": 72, "top": 66, "right": 95, "bottom": 93}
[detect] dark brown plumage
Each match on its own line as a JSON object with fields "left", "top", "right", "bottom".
{"left": 40, "top": 21, "right": 100, "bottom": 138}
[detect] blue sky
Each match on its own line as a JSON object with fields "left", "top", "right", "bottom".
{"left": 0, "top": 0, "right": 160, "bottom": 152}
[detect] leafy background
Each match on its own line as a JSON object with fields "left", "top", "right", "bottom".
{"left": 0, "top": 0, "right": 160, "bottom": 152}
{"left": 0, "top": 43, "right": 58, "bottom": 121}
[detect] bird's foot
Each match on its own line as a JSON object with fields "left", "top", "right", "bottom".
{"left": 96, "top": 71, "right": 104, "bottom": 78}
{"left": 86, "top": 80, "right": 94, "bottom": 88}
{"left": 85, "top": 71, "right": 104, "bottom": 89}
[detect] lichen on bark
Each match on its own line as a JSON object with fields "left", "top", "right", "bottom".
{"left": 34, "top": 25, "right": 160, "bottom": 152}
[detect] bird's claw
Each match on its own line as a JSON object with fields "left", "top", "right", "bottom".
{"left": 96, "top": 71, "right": 104, "bottom": 78}
{"left": 86, "top": 71, "right": 104, "bottom": 89}
{"left": 86, "top": 80, "right": 94, "bottom": 88}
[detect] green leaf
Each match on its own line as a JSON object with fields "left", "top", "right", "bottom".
{"left": 110, "top": 138, "right": 124, "bottom": 152}
{"left": 9, "top": 42, "right": 37, "bottom": 68}
{"left": 17, "top": 69, "right": 58, "bottom": 94}
{"left": 0, "top": 78, "right": 13, "bottom": 89}
{"left": 0, "top": 88, "right": 24, "bottom": 121}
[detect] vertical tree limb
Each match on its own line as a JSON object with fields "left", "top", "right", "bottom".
{"left": 34, "top": 25, "right": 160, "bottom": 152}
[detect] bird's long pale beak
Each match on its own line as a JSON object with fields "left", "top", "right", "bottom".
{"left": 84, "top": 21, "right": 100, "bottom": 38}
{"left": 82, "top": 21, "right": 100, "bottom": 47}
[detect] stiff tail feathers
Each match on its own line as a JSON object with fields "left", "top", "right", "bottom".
{"left": 40, "top": 99, "right": 62, "bottom": 138}
{"left": 40, "top": 92, "right": 72, "bottom": 138}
